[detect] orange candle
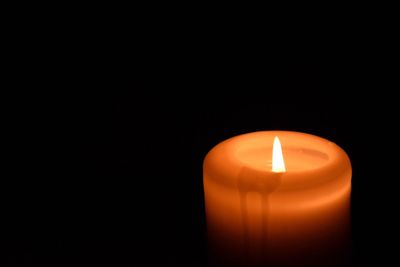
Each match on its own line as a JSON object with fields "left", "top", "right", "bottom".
{"left": 203, "top": 131, "right": 352, "bottom": 267}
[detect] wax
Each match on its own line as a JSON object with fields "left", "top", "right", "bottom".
{"left": 203, "top": 131, "right": 352, "bottom": 267}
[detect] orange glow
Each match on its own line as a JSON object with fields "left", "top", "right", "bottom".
{"left": 272, "top": 136, "right": 286, "bottom": 173}
{"left": 203, "top": 131, "right": 352, "bottom": 266}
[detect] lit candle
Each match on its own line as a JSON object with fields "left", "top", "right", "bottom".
{"left": 203, "top": 131, "right": 351, "bottom": 267}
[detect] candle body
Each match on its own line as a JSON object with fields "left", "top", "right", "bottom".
{"left": 203, "top": 131, "right": 351, "bottom": 267}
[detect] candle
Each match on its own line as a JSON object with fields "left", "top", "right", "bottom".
{"left": 203, "top": 131, "right": 351, "bottom": 267}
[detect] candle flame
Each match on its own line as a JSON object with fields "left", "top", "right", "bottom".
{"left": 272, "top": 136, "right": 286, "bottom": 173}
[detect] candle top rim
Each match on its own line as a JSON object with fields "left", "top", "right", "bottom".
{"left": 232, "top": 131, "right": 334, "bottom": 173}
{"left": 204, "top": 131, "right": 352, "bottom": 192}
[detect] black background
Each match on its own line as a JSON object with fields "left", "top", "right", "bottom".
{"left": 2, "top": 50, "right": 398, "bottom": 266}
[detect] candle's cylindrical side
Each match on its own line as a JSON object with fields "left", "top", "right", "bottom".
{"left": 203, "top": 131, "right": 352, "bottom": 267}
